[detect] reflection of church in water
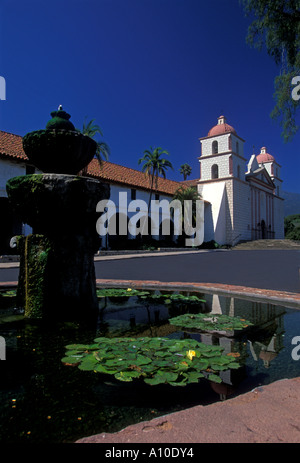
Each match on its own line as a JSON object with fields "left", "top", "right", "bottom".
{"left": 202, "top": 293, "right": 285, "bottom": 363}
{"left": 187, "top": 294, "right": 286, "bottom": 400}
{"left": 98, "top": 291, "right": 286, "bottom": 401}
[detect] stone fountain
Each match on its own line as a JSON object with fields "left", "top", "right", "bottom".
{"left": 6, "top": 107, "right": 110, "bottom": 321}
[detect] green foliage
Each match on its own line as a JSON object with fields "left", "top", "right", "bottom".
{"left": 241, "top": 0, "right": 300, "bottom": 66}
{"left": 17, "top": 234, "right": 52, "bottom": 318}
{"left": 138, "top": 147, "right": 174, "bottom": 209}
{"left": 169, "top": 313, "right": 253, "bottom": 333}
{"left": 138, "top": 147, "right": 173, "bottom": 182}
{"left": 270, "top": 54, "right": 300, "bottom": 142}
{"left": 172, "top": 186, "right": 202, "bottom": 240}
{"left": 284, "top": 214, "right": 300, "bottom": 240}
{"left": 96, "top": 288, "right": 150, "bottom": 298}
{"left": 78, "top": 117, "right": 110, "bottom": 169}
{"left": 240, "top": 0, "right": 300, "bottom": 142}
{"left": 96, "top": 287, "right": 206, "bottom": 304}
{"left": 62, "top": 337, "right": 241, "bottom": 386}
{"left": 142, "top": 292, "right": 205, "bottom": 304}
{"left": 173, "top": 185, "right": 201, "bottom": 203}
{"left": 179, "top": 163, "right": 192, "bottom": 181}
{"left": 0, "top": 289, "right": 17, "bottom": 298}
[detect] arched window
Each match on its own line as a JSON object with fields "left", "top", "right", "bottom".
{"left": 211, "top": 164, "right": 219, "bottom": 179}
{"left": 212, "top": 140, "right": 218, "bottom": 154}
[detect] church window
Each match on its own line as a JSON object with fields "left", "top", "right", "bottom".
{"left": 236, "top": 141, "right": 239, "bottom": 154}
{"left": 212, "top": 140, "right": 218, "bottom": 154}
{"left": 237, "top": 165, "right": 240, "bottom": 179}
{"left": 211, "top": 164, "right": 219, "bottom": 179}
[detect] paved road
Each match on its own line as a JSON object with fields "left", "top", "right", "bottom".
{"left": 94, "top": 250, "right": 300, "bottom": 293}
{"left": 0, "top": 249, "right": 299, "bottom": 293}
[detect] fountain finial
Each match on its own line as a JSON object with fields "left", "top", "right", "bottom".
{"left": 46, "top": 107, "right": 75, "bottom": 131}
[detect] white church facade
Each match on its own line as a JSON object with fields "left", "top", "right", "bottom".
{"left": 0, "top": 115, "right": 284, "bottom": 253}
{"left": 197, "top": 116, "right": 284, "bottom": 245}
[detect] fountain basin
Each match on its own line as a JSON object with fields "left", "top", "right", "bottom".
{"left": 22, "top": 129, "right": 97, "bottom": 174}
{"left": 6, "top": 174, "right": 108, "bottom": 235}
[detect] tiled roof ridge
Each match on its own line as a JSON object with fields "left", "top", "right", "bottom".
{"left": 0, "top": 130, "right": 28, "bottom": 160}
{"left": 91, "top": 159, "right": 184, "bottom": 187}
{"left": 0, "top": 129, "right": 23, "bottom": 138}
{"left": 87, "top": 159, "right": 185, "bottom": 195}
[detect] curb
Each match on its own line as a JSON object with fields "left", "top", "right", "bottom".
{"left": 95, "top": 278, "right": 300, "bottom": 308}
{"left": 1, "top": 279, "right": 299, "bottom": 308}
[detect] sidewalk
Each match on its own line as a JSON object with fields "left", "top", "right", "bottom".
{"left": 77, "top": 377, "right": 300, "bottom": 443}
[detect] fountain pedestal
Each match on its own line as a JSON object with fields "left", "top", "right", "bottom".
{"left": 6, "top": 107, "right": 111, "bottom": 321}
{"left": 7, "top": 173, "right": 109, "bottom": 321}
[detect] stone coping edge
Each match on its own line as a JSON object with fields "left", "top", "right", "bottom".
{"left": 0, "top": 279, "right": 299, "bottom": 308}
{"left": 95, "top": 279, "right": 300, "bottom": 308}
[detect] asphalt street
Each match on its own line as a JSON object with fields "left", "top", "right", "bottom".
{"left": 1, "top": 249, "right": 298, "bottom": 293}
{"left": 94, "top": 249, "right": 300, "bottom": 293}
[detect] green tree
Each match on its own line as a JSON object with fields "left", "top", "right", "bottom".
{"left": 284, "top": 214, "right": 300, "bottom": 240}
{"left": 179, "top": 163, "right": 192, "bottom": 181}
{"left": 78, "top": 118, "right": 110, "bottom": 174}
{"left": 173, "top": 186, "right": 202, "bottom": 243}
{"left": 138, "top": 147, "right": 173, "bottom": 208}
{"left": 241, "top": 0, "right": 300, "bottom": 142}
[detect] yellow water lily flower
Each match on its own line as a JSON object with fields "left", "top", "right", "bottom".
{"left": 127, "top": 288, "right": 133, "bottom": 292}
{"left": 186, "top": 350, "right": 196, "bottom": 360}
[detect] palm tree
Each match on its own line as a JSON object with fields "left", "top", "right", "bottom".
{"left": 180, "top": 163, "right": 192, "bottom": 181}
{"left": 138, "top": 146, "right": 174, "bottom": 209}
{"left": 78, "top": 118, "right": 110, "bottom": 175}
{"left": 173, "top": 186, "right": 202, "bottom": 242}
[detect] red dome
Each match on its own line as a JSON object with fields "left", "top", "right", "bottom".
{"left": 207, "top": 116, "right": 237, "bottom": 137}
{"left": 256, "top": 147, "right": 275, "bottom": 163}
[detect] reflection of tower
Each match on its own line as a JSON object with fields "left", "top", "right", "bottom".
{"left": 248, "top": 334, "right": 280, "bottom": 368}
{"left": 211, "top": 294, "right": 222, "bottom": 314}
{"left": 229, "top": 297, "right": 235, "bottom": 317}
{"left": 210, "top": 381, "right": 235, "bottom": 401}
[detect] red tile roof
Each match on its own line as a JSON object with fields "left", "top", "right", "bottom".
{"left": 180, "top": 179, "right": 199, "bottom": 188}
{"left": 0, "top": 130, "right": 28, "bottom": 161}
{"left": 0, "top": 130, "right": 184, "bottom": 196}
{"left": 87, "top": 158, "right": 184, "bottom": 196}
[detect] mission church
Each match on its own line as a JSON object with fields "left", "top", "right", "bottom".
{"left": 0, "top": 115, "right": 284, "bottom": 253}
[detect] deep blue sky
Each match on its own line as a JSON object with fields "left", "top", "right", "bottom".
{"left": 0, "top": 0, "right": 299, "bottom": 192}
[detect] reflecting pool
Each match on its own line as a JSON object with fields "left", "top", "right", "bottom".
{"left": 0, "top": 289, "right": 299, "bottom": 443}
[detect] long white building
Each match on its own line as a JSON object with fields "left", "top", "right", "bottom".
{"left": 0, "top": 115, "right": 284, "bottom": 253}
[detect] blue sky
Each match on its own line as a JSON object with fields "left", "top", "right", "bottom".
{"left": 0, "top": 0, "right": 299, "bottom": 193}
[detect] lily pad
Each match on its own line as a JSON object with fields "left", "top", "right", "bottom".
{"left": 169, "top": 313, "right": 253, "bottom": 334}
{"left": 62, "top": 336, "right": 241, "bottom": 386}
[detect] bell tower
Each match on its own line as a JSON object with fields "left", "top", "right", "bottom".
{"left": 197, "top": 116, "right": 250, "bottom": 246}
{"left": 256, "top": 147, "right": 282, "bottom": 197}
{"left": 198, "top": 115, "right": 246, "bottom": 182}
